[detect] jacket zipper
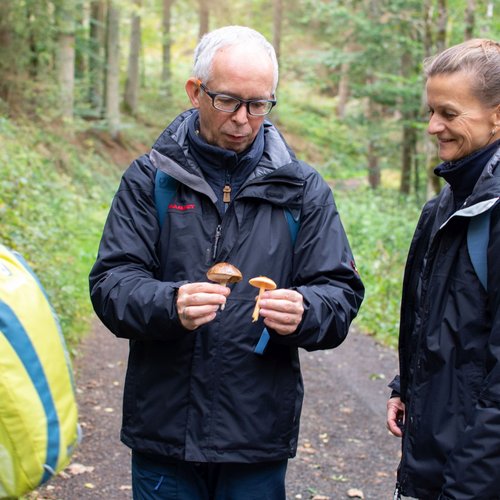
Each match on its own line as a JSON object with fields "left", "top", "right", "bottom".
{"left": 212, "top": 224, "right": 222, "bottom": 260}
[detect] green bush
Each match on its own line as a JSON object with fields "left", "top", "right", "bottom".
{"left": 335, "top": 186, "right": 422, "bottom": 347}
{"left": 0, "top": 116, "right": 120, "bottom": 348}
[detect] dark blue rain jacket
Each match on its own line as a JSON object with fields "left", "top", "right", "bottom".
{"left": 89, "top": 109, "right": 364, "bottom": 463}
{"left": 392, "top": 145, "right": 500, "bottom": 499}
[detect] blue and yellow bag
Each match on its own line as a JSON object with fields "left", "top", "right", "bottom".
{"left": 0, "top": 244, "right": 80, "bottom": 499}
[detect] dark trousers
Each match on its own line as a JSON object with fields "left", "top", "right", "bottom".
{"left": 131, "top": 452, "right": 288, "bottom": 500}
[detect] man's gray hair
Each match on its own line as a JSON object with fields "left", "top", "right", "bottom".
{"left": 192, "top": 26, "right": 279, "bottom": 94}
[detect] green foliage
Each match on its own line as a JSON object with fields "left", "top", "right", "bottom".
{"left": 0, "top": 116, "right": 120, "bottom": 348}
{"left": 335, "top": 187, "right": 422, "bottom": 347}
{"left": 275, "top": 82, "right": 366, "bottom": 178}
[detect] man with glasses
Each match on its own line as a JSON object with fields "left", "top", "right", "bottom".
{"left": 90, "top": 25, "right": 364, "bottom": 499}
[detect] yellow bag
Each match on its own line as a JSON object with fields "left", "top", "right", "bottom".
{"left": 0, "top": 245, "right": 80, "bottom": 499}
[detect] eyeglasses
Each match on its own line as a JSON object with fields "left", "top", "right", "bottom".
{"left": 198, "top": 81, "right": 276, "bottom": 116}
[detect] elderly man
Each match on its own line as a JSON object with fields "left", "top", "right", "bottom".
{"left": 90, "top": 25, "right": 364, "bottom": 499}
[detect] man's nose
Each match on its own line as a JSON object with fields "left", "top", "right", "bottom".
{"left": 231, "top": 103, "right": 249, "bottom": 124}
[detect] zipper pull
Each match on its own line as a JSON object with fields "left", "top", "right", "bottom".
{"left": 223, "top": 184, "right": 231, "bottom": 203}
{"left": 212, "top": 225, "right": 222, "bottom": 260}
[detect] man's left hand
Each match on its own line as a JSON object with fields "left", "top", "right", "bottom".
{"left": 258, "top": 289, "right": 304, "bottom": 336}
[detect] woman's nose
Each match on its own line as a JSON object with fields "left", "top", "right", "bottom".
{"left": 427, "top": 114, "right": 444, "bottom": 135}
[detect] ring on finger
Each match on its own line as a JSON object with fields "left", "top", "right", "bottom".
{"left": 182, "top": 306, "right": 189, "bottom": 320}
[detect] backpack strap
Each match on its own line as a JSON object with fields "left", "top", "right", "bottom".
{"left": 467, "top": 209, "right": 492, "bottom": 291}
{"left": 254, "top": 207, "right": 300, "bottom": 355}
{"left": 154, "top": 170, "right": 178, "bottom": 228}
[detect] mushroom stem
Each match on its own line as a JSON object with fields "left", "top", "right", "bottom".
{"left": 220, "top": 279, "right": 228, "bottom": 310}
{"left": 249, "top": 276, "right": 276, "bottom": 323}
{"left": 252, "top": 288, "right": 265, "bottom": 322}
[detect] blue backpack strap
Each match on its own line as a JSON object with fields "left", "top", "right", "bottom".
{"left": 467, "top": 209, "right": 492, "bottom": 291}
{"left": 154, "top": 170, "right": 178, "bottom": 228}
{"left": 254, "top": 208, "right": 300, "bottom": 355}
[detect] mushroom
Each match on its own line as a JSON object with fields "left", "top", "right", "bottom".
{"left": 249, "top": 276, "right": 277, "bottom": 322}
{"left": 206, "top": 262, "right": 243, "bottom": 310}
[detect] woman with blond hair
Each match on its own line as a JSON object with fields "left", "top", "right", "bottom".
{"left": 387, "top": 39, "right": 500, "bottom": 499}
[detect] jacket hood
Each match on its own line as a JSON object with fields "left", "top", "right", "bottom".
{"left": 149, "top": 109, "right": 303, "bottom": 198}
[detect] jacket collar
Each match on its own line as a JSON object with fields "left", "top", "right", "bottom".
{"left": 435, "top": 140, "right": 500, "bottom": 209}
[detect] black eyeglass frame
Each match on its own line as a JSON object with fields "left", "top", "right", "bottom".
{"left": 198, "top": 81, "right": 277, "bottom": 116}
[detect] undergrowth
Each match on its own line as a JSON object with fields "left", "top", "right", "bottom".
{"left": 0, "top": 79, "right": 425, "bottom": 350}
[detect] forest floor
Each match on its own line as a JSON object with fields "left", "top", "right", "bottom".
{"left": 31, "top": 318, "right": 401, "bottom": 500}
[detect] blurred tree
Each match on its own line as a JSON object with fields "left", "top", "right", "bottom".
{"left": 105, "top": 0, "right": 121, "bottom": 138}
{"left": 273, "top": 0, "right": 283, "bottom": 65}
{"left": 464, "top": 0, "right": 476, "bottom": 39}
{"left": 56, "top": 1, "right": 77, "bottom": 121}
{"left": 198, "top": 0, "right": 209, "bottom": 39}
{"left": 89, "top": 0, "right": 107, "bottom": 113}
{"left": 124, "top": 0, "right": 142, "bottom": 115}
{"left": 162, "top": 0, "right": 174, "bottom": 94}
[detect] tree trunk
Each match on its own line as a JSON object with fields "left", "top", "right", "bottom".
{"left": 425, "top": 0, "right": 448, "bottom": 198}
{"left": 105, "top": 0, "right": 120, "bottom": 139}
{"left": 336, "top": 60, "right": 350, "bottom": 119}
{"left": 124, "top": 0, "right": 141, "bottom": 115}
{"left": 198, "top": 0, "right": 209, "bottom": 39}
{"left": 482, "top": 1, "right": 494, "bottom": 35}
{"left": 161, "top": 0, "right": 174, "bottom": 93}
{"left": 464, "top": 0, "right": 475, "bottom": 39}
{"left": 273, "top": 0, "right": 283, "bottom": 65}
{"left": 0, "top": 2, "right": 13, "bottom": 102}
{"left": 89, "top": 0, "right": 106, "bottom": 113}
{"left": 56, "top": 2, "right": 76, "bottom": 121}
{"left": 367, "top": 90, "right": 380, "bottom": 189}
{"left": 436, "top": 0, "right": 447, "bottom": 54}
{"left": 399, "top": 50, "right": 414, "bottom": 195}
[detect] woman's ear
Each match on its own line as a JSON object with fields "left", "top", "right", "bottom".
{"left": 185, "top": 78, "right": 201, "bottom": 108}
{"left": 494, "top": 104, "right": 500, "bottom": 127}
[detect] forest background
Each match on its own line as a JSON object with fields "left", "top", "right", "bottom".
{"left": 0, "top": 0, "right": 498, "bottom": 351}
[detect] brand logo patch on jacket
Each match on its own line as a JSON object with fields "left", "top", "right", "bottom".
{"left": 168, "top": 203, "right": 195, "bottom": 211}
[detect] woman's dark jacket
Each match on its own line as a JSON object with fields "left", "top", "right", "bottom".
{"left": 89, "top": 110, "right": 364, "bottom": 464}
{"left": 391, "top": 144, "right": 500, "bottom": 499}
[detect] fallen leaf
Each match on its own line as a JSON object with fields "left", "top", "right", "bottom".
{"left": 339, "top": 406, "right": 353, "bottom": 414}
{"left": 119, "top": 485, "right": 132, "bottom": 490}
{"left": 67, "top": 463, "right": 95, "bottom": 475}
{"left": 347, "top": 487, "right": 364, "bottom": 499}
{"left": 331, "top": 474, "right": 348, "bottom": 482}
{"left": 84, "top": 482, "right": 96, "bottom": 489}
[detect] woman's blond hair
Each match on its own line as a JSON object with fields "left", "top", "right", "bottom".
{"left": 424, "top": 39, "right": 500, "bottom": 107}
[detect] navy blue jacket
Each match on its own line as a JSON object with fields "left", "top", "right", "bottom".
{"left": 391, "top": 145, "right": 500, "bottom": 499}
{"left": 89, "top": 109, "right": 364, "bottom": 463}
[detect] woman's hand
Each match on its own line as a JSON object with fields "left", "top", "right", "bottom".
{"left": 387, "top": 396, "right": 405, "bottom": 437}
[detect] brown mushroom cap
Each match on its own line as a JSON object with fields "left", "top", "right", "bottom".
{"left": 206, "top": 262, "right": 242, "bottom": 285}
{"left": 249, "top": 276, "right": 277, "bottom": 290}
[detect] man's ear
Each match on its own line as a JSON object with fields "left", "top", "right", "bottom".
{"left": 185, "top": 78, "right": 201, "bottom": 108}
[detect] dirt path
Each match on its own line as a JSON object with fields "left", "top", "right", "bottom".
{"left": 33, "top": 319, "right": 400, "bottom": 500}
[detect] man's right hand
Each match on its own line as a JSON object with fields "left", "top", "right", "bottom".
{"left": 387, "top": 396, "right": 405, "bottom": 437}
{"left": 177, "top": 282, "right": 230, "bottom": 331}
